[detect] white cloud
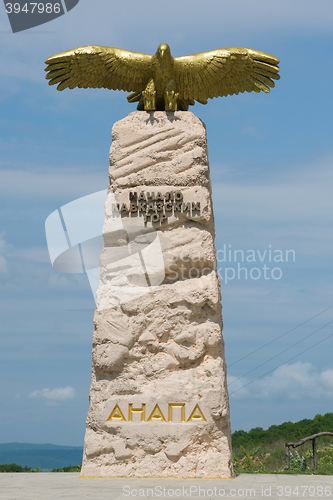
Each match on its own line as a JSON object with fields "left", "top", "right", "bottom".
{"left": 212, "top": 156, "right": 333, "bottom": 258}
{"left": 29, "top": 386, "right": 75, "bottom": 401}
{"left": 0, "top": 255, "right": 7, "bottom": 274}
{"left": 9, "top": 247, "right": 51, "bottom": 264}
{"left": 0, "top": 233, "right": 9, "bottom": 253}
{"left": 213, "top": 156, "right": 333, "bottom": 221}
{"left": 0, "top": 164, "right": 107, "bottom": 202}
{"left": 320, "top": 369, "right": 333, "bottom": 390}
{"left": 229, "top": 361, "right": 333, "bottom": 400}
{"left": 0, "top": 233, "right": 12, "bottom": 274}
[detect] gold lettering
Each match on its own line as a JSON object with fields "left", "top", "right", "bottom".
{"left": 187, "top": 404, "right": 207, "bottom": 422}
{"left": 130, "top": 203, "right": 138, "bottom": 213}
{"left": 120, "top": 203, "right": 128, "bottom": 213}
{"left": 147, "top": 404, "right": 166, "bottom": 422}
{"left": 138, "top": 191, "right": 146, "bottom": 202}
{"left": 107, "top": 404, "right": 126, "bottom": 422}
{"left": 107, "top": 402, "right": 207, "bottom": 423}
{"left": 168, "top": 403, "right": 185, "bottom": 422}
{"left": 128, "top": 403, "right": 146, "bottom": 422}
{"left": 175, "top": 191, "right": 183, "bottom": 201}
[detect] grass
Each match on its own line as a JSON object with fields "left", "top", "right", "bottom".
{"left": 233, "top": 441, "right": 333, "bottom": 475}
{"left": 232, "top": 412, "right": 333, "bottom": 474}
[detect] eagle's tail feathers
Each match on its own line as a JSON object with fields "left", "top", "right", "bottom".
{"left": 127, "top": 91, "right": 142, "bottom": 103}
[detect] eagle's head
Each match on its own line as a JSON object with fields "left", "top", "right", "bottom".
{"left": 156, "top": 43, "right": 171, "bottom": 59}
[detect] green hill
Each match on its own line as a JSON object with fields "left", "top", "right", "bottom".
{"left": 232, "top": 412, "right": 333, "bottom": 448}
{"left": 232, "top": 412, "right": 333, "bottom": 474}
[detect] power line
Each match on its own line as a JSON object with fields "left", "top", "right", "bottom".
{"left": 229, "top": 329, "right": 333, "bottom": 396}
{"left": 228, "top": 318, "right": 333, "bottom": 387}
{"left": 228, "top": 304, "right": 333, "bottom": 368}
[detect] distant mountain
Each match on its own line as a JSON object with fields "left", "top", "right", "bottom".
{"left": 0, "top": 443, "right": 83, "bottom": 471}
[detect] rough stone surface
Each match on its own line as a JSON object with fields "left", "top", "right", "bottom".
{"left": 81, "top": 111, "right": 234, "bottom": 478}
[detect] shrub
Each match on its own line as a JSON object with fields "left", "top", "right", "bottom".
{"left": 0, "top": 463, "right": 32, "bottom": 472}
{"left": 289, "top": 450, "right": 308, "bottom": 472}
{"left": 51, "top": 465, "right": 81, "bottom": 472}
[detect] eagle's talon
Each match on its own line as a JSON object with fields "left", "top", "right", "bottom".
{"left": 164, "top": 79, "right": 179, "bottom": 111}
{"left": 165, "top": 90, "right": 179, "bottom": 111}
{"left": 142, "top": 78, "right": 157, "bottom": 110}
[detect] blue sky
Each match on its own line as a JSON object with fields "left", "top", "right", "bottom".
{"left": 0, "top": 0, "right": 333, "bottom": 447}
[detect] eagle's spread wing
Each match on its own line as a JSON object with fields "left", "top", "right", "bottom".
{"left": 173, "top": 48, "right": 280, "bottom": 101}
{"left": 45, "top": 46, "right": 153, "bottom": 92}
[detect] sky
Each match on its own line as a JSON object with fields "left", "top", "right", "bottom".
{"left": 0, "top": 0, "right": 333, "bottom": 447}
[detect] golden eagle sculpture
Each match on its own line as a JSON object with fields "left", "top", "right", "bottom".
{"left": 45, "top": 43, "right": 280, "bottom": 111}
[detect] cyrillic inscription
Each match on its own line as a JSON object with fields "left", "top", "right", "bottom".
{"left": 111, "top": 190, "right": 201, "bottom": 226}
{"left": 107, "top": 403, "right": 207, "bottom": 423}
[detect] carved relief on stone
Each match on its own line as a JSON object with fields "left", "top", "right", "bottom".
{"left": 81, "top": 112, "right": 234, "bottom": 478}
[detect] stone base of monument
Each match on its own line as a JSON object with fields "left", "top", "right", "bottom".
{"left": 81, "top": 111, "right": 234, "bottom": 478}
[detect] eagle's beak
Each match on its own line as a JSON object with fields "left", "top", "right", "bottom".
{"left": 158, "top": 44, "right": 169, "bottom": 58}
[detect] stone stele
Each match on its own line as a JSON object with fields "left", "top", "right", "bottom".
{"left": 81, "top": 111, "right": 234, "bottom": 478}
